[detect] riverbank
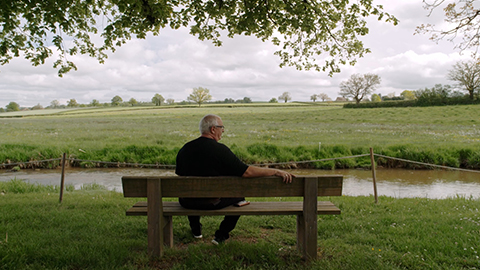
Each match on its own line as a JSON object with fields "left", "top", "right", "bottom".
{"left": 1, "top": 182, "right": 479, "bottom": 269}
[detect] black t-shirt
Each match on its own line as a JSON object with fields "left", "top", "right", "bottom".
{"left": 175, "top": 137, "right": 249, "bottom": 177}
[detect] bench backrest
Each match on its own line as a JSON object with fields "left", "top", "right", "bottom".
{"left": 122, "top": 175, "right": 343, "bottom": 198}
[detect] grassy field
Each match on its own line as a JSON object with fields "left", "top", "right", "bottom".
{"left": 1, "top": 103, "right": 480, "bottom": 169}
{"left": 1, "top": 180, "right": 479, "bottom": 269}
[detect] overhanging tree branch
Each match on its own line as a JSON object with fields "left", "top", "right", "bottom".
{"left": 1, "top": 0, "right": 398, "bottom": 77}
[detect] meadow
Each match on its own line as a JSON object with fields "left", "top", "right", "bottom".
{"left": 1, "top": 103, "right": 480, "bottom": 169}
{"left": 0, "top": 180, "right": 479, "bottom": 269}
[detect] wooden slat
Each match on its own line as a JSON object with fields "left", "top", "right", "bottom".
{"left": 126, "top": 201, "right": 341, "bottom": 216}
{"left": 122, "top": 175, "right": 343, "bottom": 198}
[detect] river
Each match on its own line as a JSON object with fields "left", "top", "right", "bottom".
{"left": 1, "top": 168, "right": 479, "bottom": 199}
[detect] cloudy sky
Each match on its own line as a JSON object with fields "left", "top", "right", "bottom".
{"left": 0, "top": 0, "right": 474, "bottom": 108}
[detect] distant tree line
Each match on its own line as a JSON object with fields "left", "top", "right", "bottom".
{"left": 344, "top": 84, "right": 480, "bottom": 108}
{"left": 1, "top": 88, "right": 293, "bottom": 112}
{"left": 342, "top": 59, "right": 480, "bottom": 108}
{"left": 212, "top": 97, "right": 253, "bottom": 104}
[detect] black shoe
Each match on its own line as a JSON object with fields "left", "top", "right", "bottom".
{"left": 192, "top": 224, "right": 202, "bottom": 239}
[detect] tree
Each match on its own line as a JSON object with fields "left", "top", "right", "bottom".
{"left": 371, "top": 94, "right": 382, "bottom": 102}
{"left": 0, "top": 108, "right": 4, "bottom": 113}
{"left": 339, "top": 73, "right": 381, "bottom": 104}
{"left": 318, "top": 93, "right": 330, "bottom": 102}
{"left": 187, "top": 87, "right": 212, "bottom": 107}
{"left": 242, "top": 97, "right": 252, "bottom": 103}
{"left": 67, "top": 99, "right": 78, "bottom": 107}
{"left": 90, "top": 99, "right": 100, "bottom": 107}
{"left": 31, "top": 103, "right": 44, "bottom": 110}
{"left": 152, "top": 94, "right": 165, "bottom": 106}
{"left": 128, "top": 98, "right": 138, "bottom": 106}
{"left": 310, "top": 94, "right": 318, "bottom": 102}
{"left": 417, "top": 0, "right": 480, "bottom": 56}
{"left": 50, "top": 100, "right": 60, "bottom": 108}
{"left": 6, "top": 102, "right": 20, "bottom": 112}
{"left": 400, "top": 90, "right": 416, "bottom": 100}
{"left": 415, "top": 84, "right": 453, "bottom": 105}
{"left": 166, "top": 98, "right": 175, "bottom": 105}
{"left": 1, "top": 1, "right": 397, "bottom": 77}
{"left": 447, "top": 60, "right": 480, "bottom": 100}
{"left": 278, "top": 92, "right": 292, "bottom": 103}
{"left": 269, "top": 98, "right": 278, "bottom": 103}
{"left": 111, "top": 95, "right": 123, "bottom": 106}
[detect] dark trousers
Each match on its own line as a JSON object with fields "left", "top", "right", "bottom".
{"left": 179, "top": 197, "right": 244, "bottom": 240}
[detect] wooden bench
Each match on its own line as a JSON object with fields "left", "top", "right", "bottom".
{"left": 122, "top": 175, "right": 343, "bottom": 261}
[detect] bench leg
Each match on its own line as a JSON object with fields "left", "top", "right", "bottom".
{"left": 300, "top": 177, "right": 319, "bottom": 261}
{"left": 296, "top": 214, "right": 305, "bottom": 254}
{"left": 163, "top": 216, "right": 173, "bottom": 247}
{"left": 297, "top": 214, "right": 317, "bottom": 261}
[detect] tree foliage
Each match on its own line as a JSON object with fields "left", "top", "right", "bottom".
{"left": 187, "top": 87, "right": 212, "bottom": 107}
{"left": 278, "top": 92, "right": 292, "bottom": 103}
{"left": 370, "top": 93, "right": 381, "bottom": 102}
{"left": 50, "top": 100, "right": 60, "bottom": 108}
{"left": 339, "top": 73, "right": 381, "bottom": 104}
{"left": 447, "top": 60, "right": 480, "bottom": 99}
{"left": 318, "top": 93, "right": 330, "bottom": 101}
{"left": 128, "top": 98, "right": 138, "bottom": 106}
{"left": 31, "top": 103, "right": 44, "bottom": 110}
{"left": 67, "top": 99, "right": 78, "bottom": 107}
{"left": 90, "top": 99, "right": 100, "bottom": 107}
{"left": 6, "top": 102, "right": 20, "bottom": 112}
{"left": 310, "top": 94, "right": 318, "bottom": 102}
{"left": 111, "top": 95, "right": 123, "bottom": 106}
{"left": 242, "top": 97, "right": 252, "bottom": 103}
{"left": 1, "top": 0, "right": 397, "bottom": 76}
{"left": 415, "top": 84, "right": 453, "bottom": 105}
{"left": 400, "top": 90, "right": 416, "bottom": 100}
{"left": 152, "top": 93, "right": 165, "bottom": 106}
{"left": 417, "top": 0, "right": 480, "bottom": 56}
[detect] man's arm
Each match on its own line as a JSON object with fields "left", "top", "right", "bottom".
{"left": 242, "top": 166, "right": 294, "bottom": 183}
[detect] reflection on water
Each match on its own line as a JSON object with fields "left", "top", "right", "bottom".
{"left": 1, "top": 167, "right": 479, "bottom": 199}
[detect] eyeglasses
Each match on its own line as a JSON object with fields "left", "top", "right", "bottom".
{"left": 214, "top": 125, "right": 225, "bottom": 130}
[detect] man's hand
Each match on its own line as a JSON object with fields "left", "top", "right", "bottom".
{"left": 274, "top": 170, "right": 295, "bottom": 183}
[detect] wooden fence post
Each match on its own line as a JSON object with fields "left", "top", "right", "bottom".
{"left": 370, "top": 148, "right": 378, "bottom": 204}
{"left": 59, "top": 153, "right": 66, "bottom": 203}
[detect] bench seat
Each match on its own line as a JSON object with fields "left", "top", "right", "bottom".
{"left": 126, "top": 201, "right": 341, "bottom": 216}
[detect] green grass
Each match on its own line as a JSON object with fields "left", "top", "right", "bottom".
{"left": 1, "top": 181, "right": 479, "bottom": 269}
{"left": 1, "top": 104, "right": 480, "bottom": 169}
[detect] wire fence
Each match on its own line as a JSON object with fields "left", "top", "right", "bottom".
{"left": 0, "top": 154, "right": 479, "bottom": 173}
{"left": 2, "top": 151, "right": 478, "bottom": 204}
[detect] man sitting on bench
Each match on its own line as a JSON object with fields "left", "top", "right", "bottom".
{"left": 176, "top": 114, "right": 294, "bottom": 245}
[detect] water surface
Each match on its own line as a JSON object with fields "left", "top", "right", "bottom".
{"left": 1, "top": 168, "right": 479, "bottom": 199}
